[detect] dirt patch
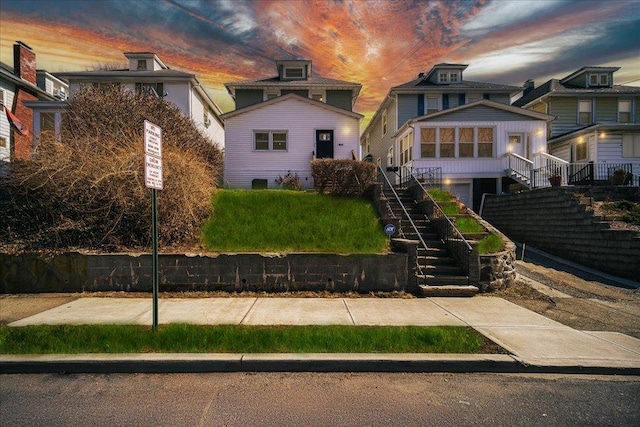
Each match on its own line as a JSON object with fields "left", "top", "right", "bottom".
{"left": 0, "top": 294, "right": 79, "bottom": 325}
{"left": 487, "top": 262, "right": 640, "bottom": 338}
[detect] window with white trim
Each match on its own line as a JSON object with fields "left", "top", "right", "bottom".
{"left": 459, "top": 127, "right": 474, "bottom": 158}
{"left": 589, "top": 73, "right": 609, "bottom": 87}
{"left": 619, "top": 100, "right": 631, "bottom": 124}
{"left": 265, "top": 91, "right": 279, "bottom": 100}
{"left": 254, "top": 131, "right": 287, "bottom": 151}
{"left": 426, "top": 97, "right": 438, "bottom": 114}
{"left": 575, "top": 140, "right": 588, "bottom": 161}
{"left": 311, "top": 90, "right": 324, "bottom": 102}
{"left": 578, "top": 100, "right": 592, "bottom": 125}
{"left": 478, "top": 127, "right": 494, "bottom": 157}
{"left": 0, "top": 88, "right": 5, "bottom": 106}
{"left": 381, "top": 109, "right": 387, "bottom": 136}
{"left": 508, "top": 133, "right": 523, "bottom": 144}
{"left": 440, "top": 127, "right": 455, "bottom": 158}
{"left": 420, "top": 128, "right": 436, "bottom": 158}
{"left": 387, "top": 147, "right": 394, "bottom": 166}
{"left": 449, "top": 72, "right": 459, "bottom": 83}
{"left": 622, "top": 134, "right": 640, "bottom": 158}
{"left": 284, "top": 67, "right": 304, "bottom": 79}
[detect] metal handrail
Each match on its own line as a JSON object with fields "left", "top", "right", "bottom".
{"left": 377, "top": 167, "right": 430, "bottom": 276}
{"left": 409, "top": 173, "right": 472, "bottom": 280}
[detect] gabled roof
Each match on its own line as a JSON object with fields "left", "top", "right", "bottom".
{"left": 220, "top": 93, "right": 363, "bottom": 120}
{"left": 513, "top": 67, "right": 640, "bottom": 107}
{"left": 559, "top": 66, "right": 620, "bottom": 84}
{"left": 394, "top": 99, "right": 554, "bottom": 137}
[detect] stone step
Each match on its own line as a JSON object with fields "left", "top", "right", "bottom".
{"left": 419, "top": 284, "right": 479, "bottom": 297}
{"left": 418, "top": 274, "right": 470, "bottom": 286}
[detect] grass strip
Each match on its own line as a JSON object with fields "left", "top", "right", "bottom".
{"left": 0, "top": 325, "right": 485, "bottom": 354}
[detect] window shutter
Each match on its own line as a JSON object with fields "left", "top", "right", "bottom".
{"left": 417, "top": 94, "right": 424, "bottom": 116}
{"left": 442, "top": 94, "right": 449, "bottom": 110}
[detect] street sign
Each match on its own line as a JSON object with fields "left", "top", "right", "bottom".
{"left": 144, "top": 120, "right": 162, "bottom": 158}
{"left": 143, "top": 120, "right": 163, "bottom": 331}
{"left": 145, "top": 154, "right": 163, "bottom": 190}
{"left": 144, "top": 120, "right": 163, "bottom": 190}
{"left": 384, "top": 223, "right": 396, "bottom": 236}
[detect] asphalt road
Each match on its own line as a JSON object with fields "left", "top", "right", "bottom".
{"left": 1, "top": 372, "right": 638, "bottom": 426}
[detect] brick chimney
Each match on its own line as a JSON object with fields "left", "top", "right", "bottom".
{"left": 523, "top": 79, "right": 535, "bottom": 96}
{"left": 13, "top": 41, "right": 36, "bottom": 84}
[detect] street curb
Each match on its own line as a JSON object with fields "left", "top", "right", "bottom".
{"left": 1, "top": 354, "right": 639, "bottom": 375}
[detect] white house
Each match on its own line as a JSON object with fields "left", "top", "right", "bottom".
{"left": 26, "top": 52, "right": 224, "bottom": 147}
{"left": 223, "top": 58, "right": 363, "bottom": 189}
{"left": 398, "top": 100, "right": 554, "bottom": 210}
{"left": 221, "top": 93, "right": 362, "bottom": 189}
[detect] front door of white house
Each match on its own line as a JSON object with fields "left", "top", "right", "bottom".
{"left": 316, "top": 130, "right": 334, "bottom": 159}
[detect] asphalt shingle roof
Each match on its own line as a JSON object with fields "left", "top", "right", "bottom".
{"left": 513, "top": 78, "right": 640, "bottom": 107}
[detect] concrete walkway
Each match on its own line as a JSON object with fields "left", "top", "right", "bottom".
{"left": 2, "top": 296, "right": 640, "bottom": 375}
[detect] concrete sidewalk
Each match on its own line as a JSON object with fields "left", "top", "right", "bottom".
{"left": 2, "top": 296, "right": 640, "bottom": 375}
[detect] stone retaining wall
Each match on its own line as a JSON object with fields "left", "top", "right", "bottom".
{"left": 0, "top": 251, "right": 410, "bottom": 294}
{"left": 482, "top": 187, "right": 640, "bottom": 281}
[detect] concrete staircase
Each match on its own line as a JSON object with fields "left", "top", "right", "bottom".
{"left": 385, "top": 187, "right": 477, "bottom": 297}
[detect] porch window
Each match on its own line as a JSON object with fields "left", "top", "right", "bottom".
{"left": 478, "top": 127, "right": 494, "bottom": 157}
{"left": 420, "top": 128, "right": 436, "bottom": 158}
{"left": 575, "top": 140, "right": 588, "bottom": 161}
{"left": 426, "top": 97, "right": 438, "bottom": 114}
{"left": 440, "top": 127, "right": 455, "bottom": 158}
{"left": 578, "top": 100, "right": 592, "bottom": 125}
{"left": 619, "top": 100, "right": 631, "bottom": 124}
{"left": 254, "top": 131, "right": 287, "bottom": 151}
{"left": 622, "top": 134, "right": 640, "bottom": 158}
{"left": 459, "top": 127, "right": 474, "bottom": 158}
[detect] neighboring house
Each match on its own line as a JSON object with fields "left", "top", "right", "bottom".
{"left": 513, "top": 66, "right": 640, "bottom": 180}
{"left": 222, "top": 59, "right": 363, "bottom": 189}
{"left": 27, "top": 52, "right": 224, "bottom": 147}
{"left": 361, "top": 63, "right": 523, "bottom": 207}
{"left": 0, "top": 41, "right": 55, "bottom": 168}
{"left": 396, "top": 100, "right": 553, "bottom": 210}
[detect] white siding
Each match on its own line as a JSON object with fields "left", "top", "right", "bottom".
{"left": 189, "top": 89, "right": 224, "bottom": 147}
{"left": 0, "top": 82, "right": 15, "bottom": 163}
{"left": 224, "top": 97, "right": 360, "bottom": 189}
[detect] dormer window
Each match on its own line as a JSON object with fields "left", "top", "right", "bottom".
{"left": 438, "top": 72, "right": 460, "bottom": 84}
{"left": 589, "top": 73, "right": 609, "bottom": 87}
{"left": 284, "top": 67, "right": 304, "bottom": 79}
{"left": 137, "top": 60, "right": 147, "bottom": 71}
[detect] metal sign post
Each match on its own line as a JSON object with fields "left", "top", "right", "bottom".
{"left": 144, "top": 120, "right": 163, "bottom": 331}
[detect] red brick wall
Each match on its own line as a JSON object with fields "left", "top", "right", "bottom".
{"left": 13, "top": 42, "right": 36, "bottom": 84}
{"left": 12, "top": 90, "right": 36, "bottom": 160}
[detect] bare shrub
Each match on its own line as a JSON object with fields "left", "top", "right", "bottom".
{"left": 311, "top": 159, "right": 377, "bottom": 196}
{"left": 0, "top": 86, "right": 222, "bottom": 251}
{"left": 275, "top": 171, "right": 303, "bottom": 190}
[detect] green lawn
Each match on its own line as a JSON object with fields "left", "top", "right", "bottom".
{"left": 201, "top": 190, "right": 389, "bottom": 253}
{"left": 0, "top": 324, "right": 488, "bottom": 354}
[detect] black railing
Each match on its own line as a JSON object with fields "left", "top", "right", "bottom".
{"left": 411, "top": 167, "right": 442, "bottom": 189}
{"left": 408, "top": 173, "right": 472, "bottom": 283}
{"left": 377, "top": 167, "right": 430, "bottom": 277}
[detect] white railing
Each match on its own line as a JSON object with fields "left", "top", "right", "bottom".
{"left": 506, "top": 153, "right": 534, "bottom": 187}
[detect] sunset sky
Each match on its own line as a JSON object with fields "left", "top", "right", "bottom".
{"left": 2, "top": 0, "right": 639, "bottom": 126}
